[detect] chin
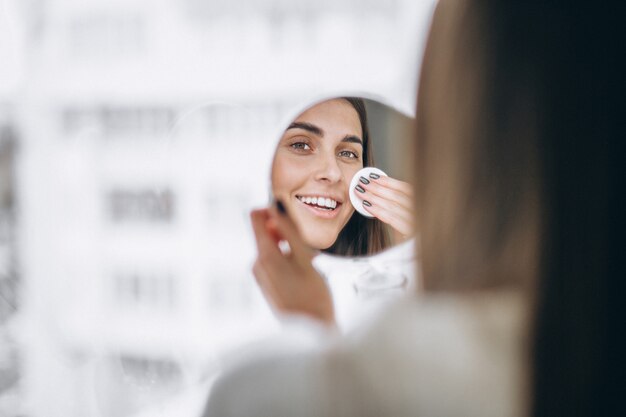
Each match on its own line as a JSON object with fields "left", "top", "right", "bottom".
{"left": 304, "top": 237, "right": 334, "bottom": 251}
{"left": 302, "top": 230, "right": 339, "bottom": 251}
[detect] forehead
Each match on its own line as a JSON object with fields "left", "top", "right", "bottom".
{"left": 293, "top": 99, "right": 362, "bottom": 138}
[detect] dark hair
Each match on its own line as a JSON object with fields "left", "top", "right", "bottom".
{"left": 418, "top": 1, "right": 620, "bottom": 416}
{"left": 323, "top": 97, "right": 391, "bottom": 256}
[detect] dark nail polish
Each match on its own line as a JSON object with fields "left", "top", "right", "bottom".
{"left": 276, "top": 199, "right": 287, "bottom": 215}
{"left": 359, "top": 176, "right": 370, "bottom": 185}
{"left": 362, "top": 200, "right": 372, "bottom": 207}
{"left": 355, "top": 185, "right": 365, "bottom": 193}
{"left": 369, "top": 173, "right": 380, "bottom": 179}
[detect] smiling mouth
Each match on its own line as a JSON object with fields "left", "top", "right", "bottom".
{"left": 296, "top": 195, "right": 341, "bottom": 211}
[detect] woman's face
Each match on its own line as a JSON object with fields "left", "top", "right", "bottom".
{"left": 272, "top": 99, "right": 364, "bottom": 250}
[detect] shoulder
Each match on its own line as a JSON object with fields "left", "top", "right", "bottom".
{"left": 204, "top": 351, "right": 328, "bottom": 417}
{"left": 203, "top": 321, "right": 336, "bottom": 417}
{"left": 203, "top": 293, "right": 527, "bottom": 417}
{"left": 338, "top": 292, "right": 528, "bottom": 417}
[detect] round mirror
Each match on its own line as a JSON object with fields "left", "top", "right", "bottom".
{"left": 270, "top": 96, "right": 415, "bottom": 258}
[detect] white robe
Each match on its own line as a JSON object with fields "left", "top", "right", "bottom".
{"left": 203, "top": 292, "right": 526, "bottom": 417}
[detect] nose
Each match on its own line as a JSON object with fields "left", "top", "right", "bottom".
{"left": 314, "top": 153, "right": 342, "bottom": 183}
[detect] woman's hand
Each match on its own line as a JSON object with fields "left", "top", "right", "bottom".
{"left": 250, "top": 202, "right": 335, "bottom": 325}
{"left": 354, "top": 173, "right": 414, "bottom": 239}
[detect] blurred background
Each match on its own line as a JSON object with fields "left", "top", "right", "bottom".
{"left": 0, "top": 0, "right": 434, "bottom": 416}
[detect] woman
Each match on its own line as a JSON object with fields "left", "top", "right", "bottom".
{"left": 204, "top": 0, "right": 620, "bottom": 415}
{"left": 271, "top": 97, "right": 414, "bottom": 257}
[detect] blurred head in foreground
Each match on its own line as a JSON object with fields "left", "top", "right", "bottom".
{"left": 417, "top": 0, "right": 619, "bottom": 415}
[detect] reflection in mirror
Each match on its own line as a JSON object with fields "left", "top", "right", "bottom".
{"left": 271, "top": 97, "right": 415, "bottom": 258}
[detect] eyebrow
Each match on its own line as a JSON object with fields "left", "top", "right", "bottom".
{"left": 287, "top": 122, "right": 323, "bottom": 136}
{"left": 287, "top": 122, "right": 363, "bottom": 146}
{"left": 342, "top": 135, "right": 363, "bottom": 146}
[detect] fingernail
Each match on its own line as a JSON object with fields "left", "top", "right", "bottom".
{"left": 369, "top": 173, "right": 380, "bottom": 179}
{"left": 362, "top": 200, "right": 372, "bottom": 207}
{"left": 355, "top": 185, "right": 365, "bottom": 193}
{"left": 276, "top": 199, "right": 287, "bottom": 215}
{"left": 359, "top": 176, "right": 370, "bottom": 185}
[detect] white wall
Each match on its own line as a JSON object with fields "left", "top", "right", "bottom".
{"left": 3, "top": 0, "right": 436, "bottom": 416}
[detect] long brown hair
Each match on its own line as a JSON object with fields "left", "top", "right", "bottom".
{"left": 417, "top": 1, "right": 620, "bottom": 416}
{"left": 323, "top": 97, "right": 391, "bottom": 257}
{"left": 416, "top": 0, "right": 541, "bottom": 293}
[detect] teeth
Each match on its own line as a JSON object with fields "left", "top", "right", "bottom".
{"left": 298, "top": 196, "right": 339, "bottom": 209}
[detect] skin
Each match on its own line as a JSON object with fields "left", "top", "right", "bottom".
{"left": 271, "top": 99, "right": 364, "bottom": 250}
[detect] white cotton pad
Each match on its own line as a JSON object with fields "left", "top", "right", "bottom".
{"left": 349, "top": 167, "right": 388, "bottom": 218}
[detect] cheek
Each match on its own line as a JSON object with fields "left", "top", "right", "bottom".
{"left": 341, "top": 206, "right": 356, "bottom": 226}
{"left": 341, "top": 163, "right": 363, "bottom": 188}
{"left": 271, "top": 154, "right": 311, "bottom": 196}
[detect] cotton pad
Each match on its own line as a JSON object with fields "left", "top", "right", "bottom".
{"left": 349, "top": 167, "right": 388, "bottom": 218}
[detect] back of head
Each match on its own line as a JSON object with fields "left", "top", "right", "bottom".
{"left": 416, "top": 0, "right": 621, "bottom": 415}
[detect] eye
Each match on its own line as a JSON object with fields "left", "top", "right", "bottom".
{"left": 291, "top": 142, "right": 311, "bottom": 150}
{"left": 338, "top": 150, "right": 359, "bottom": 159}
{"left": 290, "top": 141, "right": 312, "bottom": 152}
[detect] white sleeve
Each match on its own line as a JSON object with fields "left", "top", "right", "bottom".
{"left": 203, "top": 352, "right": 329, "bottom": 417}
